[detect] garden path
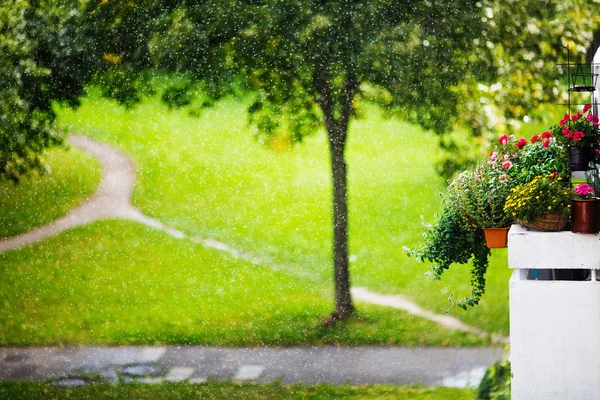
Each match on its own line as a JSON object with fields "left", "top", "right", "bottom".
{"left": 0, "top": 345, "right": 503, "bottom": 388}
{"left": 0, "top": 135, "right": 507, "bottom": 343}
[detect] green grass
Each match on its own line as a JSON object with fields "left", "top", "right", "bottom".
{"left": 0, "top": 382, "right": 475, "bottom": 400}
{"left": 56, "top": 88, "right": 511, "bottom": 337}
{"left": 0, "top": 146, "right": 101, "bottom": 238}
{"left": 0, "top": 220, "right": 485, "bottom": 346}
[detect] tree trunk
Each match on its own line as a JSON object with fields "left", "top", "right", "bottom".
{"left": 314, "top": 65, "right": 356, "bottom": 324}
{"left": 326, "top": 125, "right": 354, "bottom": 322}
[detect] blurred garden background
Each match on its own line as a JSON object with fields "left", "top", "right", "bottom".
{"left": 1, "top": 0, "right": 599, "bottom": 398}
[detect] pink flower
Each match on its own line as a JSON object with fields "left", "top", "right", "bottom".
{"left": 542, "top": 139, "right": 551, "bottom": 148}
{"left": 515, "top": 138, "right": 527, "bottom": 149}
{"left": 531, "top": 134, "right": 541, "bottom": 143}
{"left": 499, "top": 135, "right": 510, "bottom": 145}
{"left": 501, "top": 160, "right": 512, "bottom": 169}
{"left": 489, "top": 151, "right": 498, "bottom": 160}
{"left": 504, "top": 154, "right": 509, "bottom": 160}
{"left": 542, "top": 131, "right": 553, "bottom": 139}
{"left": 587, "top": 114, "right": 599, "bottom": 127}
{"left": 499, "top": 174, "right": 507, "bottom": 180}
{"left": 574, "top": 183, "right": 595, "bottom": 198}
{"left": 583, "top": 104, "right": 592, "bottom": 113}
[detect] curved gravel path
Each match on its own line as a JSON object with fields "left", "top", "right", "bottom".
{"left": 0, "top": 135, "right": 507, "bottom": 343}
{"left": 0, "top": 135, "right": 184, "bottom": 253}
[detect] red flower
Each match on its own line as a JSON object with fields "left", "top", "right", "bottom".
{"left": 573, "top": 131, "right": 585, "bottom": 141}
{"left": 559, "top": 114, "right": 570, "bottom": 126}
{"left": 551, "top": 171, "right": 558, "bottom": 178}
{"left": 584, "top": 104, "right": 592, "bottom": 113}
{"left": 515, "top": 138, "right": 527, "bottom": 149}
{"left": 531, "top": 134, "right": 541, "bottom": 143}
{"left": 572, "top": 112, "right": 582, "bottom": 121}
{"left": 498, "top": 135, "right": 510, "bottom": 145}
{"left": 542, "top": 139, "right": 551, "bottom": 148}
{"left": 562, "top": 128, "right": 573, "bottom": 139}
{"left": 542, "top": 131, "right": 553, "bottom": 139}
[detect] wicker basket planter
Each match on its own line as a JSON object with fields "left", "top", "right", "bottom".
{"left": 518, "top": 213, "right": 568, "bottom": 232}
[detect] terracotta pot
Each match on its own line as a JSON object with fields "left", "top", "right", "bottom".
{"left": 568, "top": 146, "right": 594, "bottom": 171}
{"left": 571, "top": 199, "right": 600, "bottom": 233}
{"left": 483, "top": 227, "right": 511, "bottom": 248}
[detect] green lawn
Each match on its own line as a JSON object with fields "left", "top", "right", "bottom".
{"left": 56, "top": 88, "right": 511, "bottom": 337}
{"left": 0, "top": 146, "right": 101, "bottom": 238}
{"left": 0, "top": 220, "right": 485, "bottom": 346}
{"left": 0, "top": 382, "right": 475, "bottom": 400}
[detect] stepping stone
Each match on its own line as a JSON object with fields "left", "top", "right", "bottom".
{"left": 50, "top": 377, "right": 92, "bottom": 388}
{"left": 139, "top": 347, "right": 167, "bottom": 362}
{"left": 138, "top": 377, "right": 165, "bottom": 384}
{"left": 121, "top": 363, "right": 164, "bottom": 378}
{"left": 4, "top": 354, "right": 27, "bottom": 363}
{"left": 234, "top": 365, "right": 264, "bottom": 381}
{"left": 165, "top": 367, "right": 195, "bottom": 382}
{"left": 71, "top": 365, "right": 119, "bottom": 383}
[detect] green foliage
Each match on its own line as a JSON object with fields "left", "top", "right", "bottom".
{"left": 462, "top": 0, "right": 599, "bottom": 133}
{"left": 477, "top": 359, "right": 511, "bottom": 400}
{"left": 0, "top": 0, "right": 62, "bottom": 182}
{"left": 0, "top": 0, "right": 164, "bottom": 181}
{"left": 0, "top": 381, "right": 476, "bottom": 400}
{"left": 406, "top": 200, "right": 491, "bottom": 310}
{"left": 0, "top": 220, "right": 487, "bottom": 347}
{"left": 504, "top": 174, "right": 572, "bottom": 223}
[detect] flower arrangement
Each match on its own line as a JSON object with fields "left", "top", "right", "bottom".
{"left": 504, "top": 174, "right": 571, "bottom": 224}
{"left": 409, "top": 121, "right": 582, "bottom": 310}
{"left": 447, "top": 166, "right": 513, "bottom": 229}
{"left": 499, "top": 134, "right": 569, "bottom": 184}
{"left": 550, "top": 104, "right": 600, "bottom": 148}
{"left": 573, "top": 183, "right": 595, "bottom": 200}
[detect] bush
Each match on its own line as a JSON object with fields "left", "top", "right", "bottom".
{"left": 477, "top": 359, "right": 511, "bottom": 400}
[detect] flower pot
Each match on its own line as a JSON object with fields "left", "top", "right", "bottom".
{"left": 518, "top": 213, "right": 568, "bottom": 232}
{"left": 571, "top": 199, "right": 600, "bottom": 233}
{"left": 568, "top": 146, "right": 594, "bottom": 171}
{"left": 483, "top": 227, "right": 510, "bottom": 248}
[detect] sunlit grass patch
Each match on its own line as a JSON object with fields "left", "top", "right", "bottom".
{"left": 0, "top": 146, "right": 101, "bottom": 238}
{"left": 56, "top": 88, "right": 510, "bottom": 337}
{"left": 0, "top": 381, "right": 476, "bottom": 400}
{"left": 0, "top": 220, "right": 486, "bottom": 347}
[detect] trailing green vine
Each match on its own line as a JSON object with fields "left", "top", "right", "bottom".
{"left": 405, "top": 195, "right": 491, "bottom": 310}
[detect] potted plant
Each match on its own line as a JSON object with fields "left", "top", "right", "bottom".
{"left": 504, "top": 174, "right": 571, "bottom": 231}
{"left": 447, "top": 164, "right": 514, "bottom": 248}
{"left": 571, "top": 183, "right": 600, "bottom": 234}
{"left": 550, "top": 104, "right": 600, "bottom": 171}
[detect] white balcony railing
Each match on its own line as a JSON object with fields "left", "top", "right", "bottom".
{"left": 509, "top": 223, "right": 600, "bottom": 400}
